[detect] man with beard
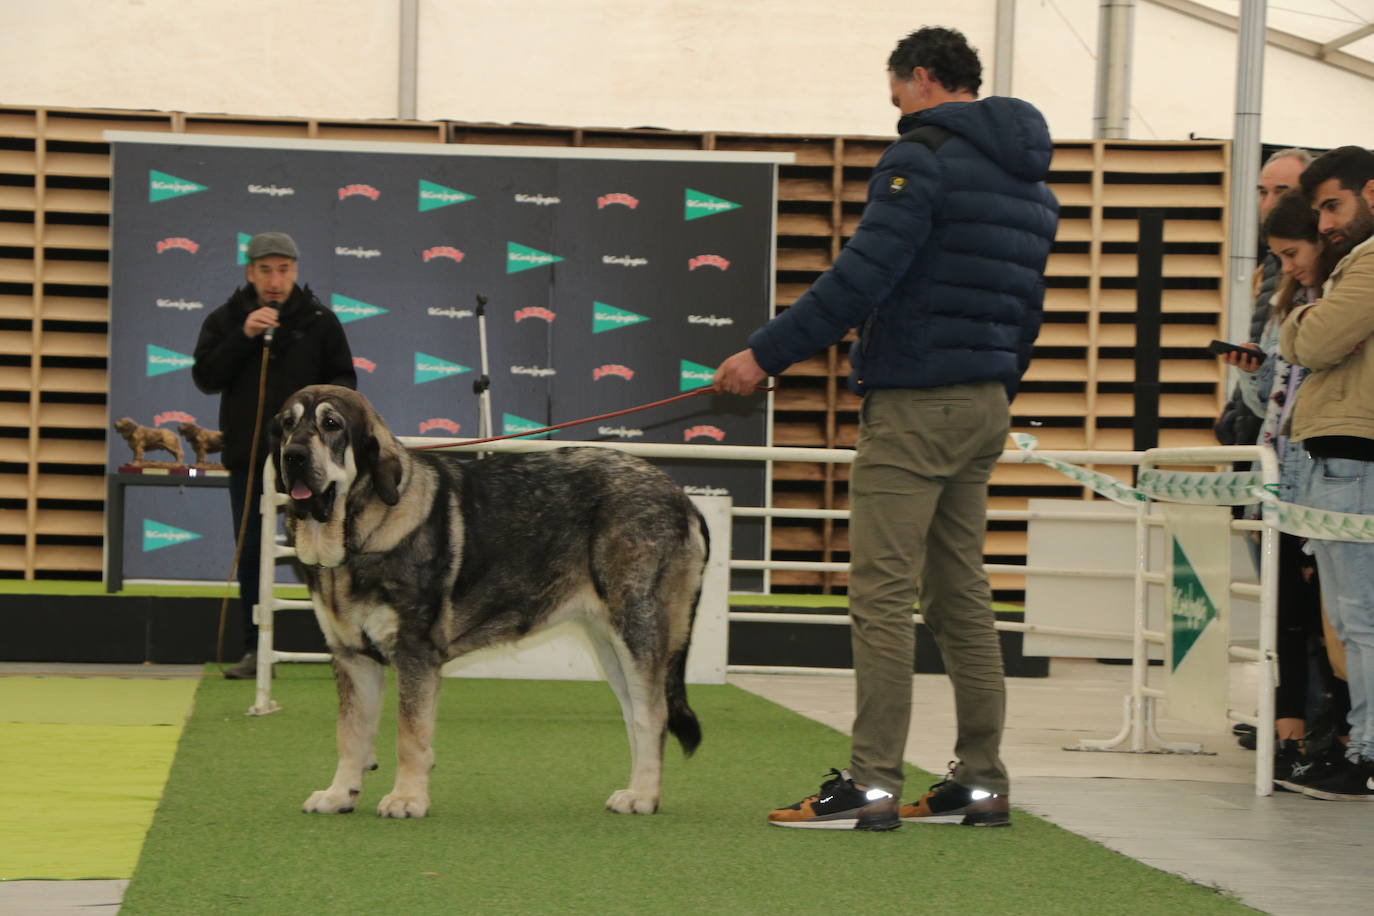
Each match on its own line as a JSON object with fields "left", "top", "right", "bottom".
{"left": 1279, "top": 145, "right": 1374, "bottom": 801}
{"left": 193, "top": 232, "right": 356, "bottom": 679}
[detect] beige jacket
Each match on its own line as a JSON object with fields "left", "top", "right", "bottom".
{"left": 1280, "top": 234, "right": 1374, "bottom": 442}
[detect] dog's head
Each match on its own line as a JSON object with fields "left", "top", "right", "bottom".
{"left": 270, "top": 385, "right": 405, "bottom": 525}
{"left": 114, "top": 418, "right": 137, "bottom": 437}
{"left": 177, "top": 422, "right": 199, "bottom": 437}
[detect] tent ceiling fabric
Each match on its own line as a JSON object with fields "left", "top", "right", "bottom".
{"left": 1187, "top": 0, "right": 1374, "bottom": 61}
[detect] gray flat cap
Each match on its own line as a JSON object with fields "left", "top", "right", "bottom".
{"left": 246, "top": 232, "right": 300, "bottom": 260}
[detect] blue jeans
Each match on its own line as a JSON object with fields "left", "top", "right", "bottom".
{"left": 1302, "top": 456, "right": 1374, "bottom": 762}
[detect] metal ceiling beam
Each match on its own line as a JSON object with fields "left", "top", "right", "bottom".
{"left": 1321, "top": 22, "right": 1374, "bottom": 57}
{"left": 1144, "top": 0, "right": 1374, "bottom": 82}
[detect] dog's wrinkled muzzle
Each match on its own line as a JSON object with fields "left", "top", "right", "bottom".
{"left": 282, "top": 449, "right": 337, "bottom": 523}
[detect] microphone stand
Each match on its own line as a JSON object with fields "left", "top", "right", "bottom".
{"left": 472, "top": 293, "right": 492, "bottom": 457}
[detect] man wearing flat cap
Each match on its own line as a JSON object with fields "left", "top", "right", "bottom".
{"left": 193, "top": 232, "right": 357, "bottom": 678}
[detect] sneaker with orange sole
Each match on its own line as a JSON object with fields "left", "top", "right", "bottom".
{"left": 899, "top": 765, "right": 1010, "bottom": 827}
{"left": 768, "top": 768, "right": 900, "bottom": 831}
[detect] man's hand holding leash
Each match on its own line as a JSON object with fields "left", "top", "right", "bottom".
{"left": 713, "top": 348, "right": 768, "bottom": 395}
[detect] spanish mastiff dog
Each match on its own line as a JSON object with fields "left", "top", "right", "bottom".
{"left": 270, "top": 385, "right": 706, "bottom": 819}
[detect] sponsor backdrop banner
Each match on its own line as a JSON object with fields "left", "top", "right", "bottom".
{"left": 109, "top": 135, "right": 777, "bottom": 588}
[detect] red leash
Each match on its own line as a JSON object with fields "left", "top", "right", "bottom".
{"left": 407, "top": 385, "right": 774, "bottom": 451}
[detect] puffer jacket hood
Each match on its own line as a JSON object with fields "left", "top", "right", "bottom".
{"left": 908, "top": 97, "right": 1053, "bottom": 182}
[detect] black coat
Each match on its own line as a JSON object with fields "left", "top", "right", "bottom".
{"left": 192, "top": 284, "right": 357, "bottom": 469}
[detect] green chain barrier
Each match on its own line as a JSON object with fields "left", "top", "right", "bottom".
{"left": 1250, "top": 487, "right": 1374, "bottom": 542}
{"left": 1010, "top": 433, "right": 1374, "bottom": 542}
{"left": 1010, "top": 433, "right": 1145, "bottom": 506}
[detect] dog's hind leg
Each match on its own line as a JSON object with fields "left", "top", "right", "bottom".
{"left": 378, "top": 658, "right": 441, "bottom": 818}
{"left": 303, "top": 651, "right": 385, "bottom": 814}
{"left": 584, "top": 618, "right": 668, "bottom": 815}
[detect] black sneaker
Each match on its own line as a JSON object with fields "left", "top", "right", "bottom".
{"left": 1272, "top": 739, "right": 1307, "bottom": 792}
{"left": 767, "top": 768, "right": 899, "bottom": 831}
{"left": 899, "top": 763, "right": 1010, "bottom": 827}
{"left": 1277, "top": 741, "right": 1349, "bottom": 793}
{"left": 1299, "top": 756, "right": 1374, "bottom": 802}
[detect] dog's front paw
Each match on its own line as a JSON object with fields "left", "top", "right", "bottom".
{"left": 302, "top": 787, "right": 359, "bottom": 814}
{"left": 377, "top": 792, "right": 429, "bottom": 818}
{"left": 605, "top": 789, "right": 659, "bottom": 814}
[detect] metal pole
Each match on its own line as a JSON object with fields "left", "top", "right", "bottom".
{"left": 1226, "top": 0, "right": 1267, "bottom": 343}
{"left": 994, "top": 0, "right": 1016, "bottom": 96}
{"left": 1093, "top": 0, "right": 1135, "bottom": 138}
{"left": 398, "top": 0, "right": 419, "bottom": 120}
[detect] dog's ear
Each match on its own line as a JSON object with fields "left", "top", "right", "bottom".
{"left": 353, "top": 402, "right": 403, "bottom": 506}
{"left": 368, "top": 435, "right": 403, "bottom": 506}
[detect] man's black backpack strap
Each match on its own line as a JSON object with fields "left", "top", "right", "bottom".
{"left": 899, "top": 124, "right": 953, "bottom": 153}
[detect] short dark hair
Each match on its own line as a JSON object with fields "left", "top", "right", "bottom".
{"left": 1299, "top": 145, "right": 1374, "bottom": 200}
{"left": 1261, "top": 189, "right": 1318, "bottom": 243}
{"left": 888, "top": 27, "right": 982, "bottom": 96}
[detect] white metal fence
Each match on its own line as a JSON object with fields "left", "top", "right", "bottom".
{"left": 249, "top": 438, "right": 1283, "bottom": 795}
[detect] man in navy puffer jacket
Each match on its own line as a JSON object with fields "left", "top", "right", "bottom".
{"left": 715, "top": 26, "right": 1058, "bottom": 831}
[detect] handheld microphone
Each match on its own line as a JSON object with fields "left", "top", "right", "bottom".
{"left": 262, "top": 302, "right": 280, "bottom": 346}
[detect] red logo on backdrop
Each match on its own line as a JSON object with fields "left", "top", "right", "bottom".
{"left": 339, "top": 184, "right": 381, "bottom": 201}
{"left": 688, "top": 254, "right": 730, "bottom": 271}
{"left": 593, "top": 364, "right": 635, "bottom": 381}
{"left": 597, "top": 192, "right": 640, "bottom": 210}
{"left": 419, "top": 418, "right": 461, "bottom": 435}
{"left": 156, "top": 237, "right": 199, "bottom": 254}
{"left": 514, "top": 306, "right": 556, "bottom": 323}
{"left": 153, "top": 410, "right": 196, "bottom": 426}
{"left": 422, "top": 246, "right": 465, "bottom": 263}
{"left": 353, "top": 357, "right": 377, "bottom": 374}
{"left": 684, "top": 425, "right": 726, "bottom": 442}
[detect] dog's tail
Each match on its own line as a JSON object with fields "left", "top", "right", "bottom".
{"left": 666, "top": 506, "right": 708, "bottom": 757}
{"left": 666, "top": 640, "right": 701, "bottom": 757}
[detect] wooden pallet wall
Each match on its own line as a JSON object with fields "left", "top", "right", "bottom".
{"left": 0, "top": 106, "right": 1230, "bottom": 591}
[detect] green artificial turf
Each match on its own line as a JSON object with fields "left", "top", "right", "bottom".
{"left": 0, "top": 580, "right": 310, "bottom": 599}
{"left": 120, "top": 666, "right": 1246, "bottom": 915}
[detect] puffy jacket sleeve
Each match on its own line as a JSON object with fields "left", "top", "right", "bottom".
{"left": 192, "top": 301, "right": 257, "bottom": 395}
{"left": 747, "top": 142, "right": 942, "bottom": 375}
{"left": 1280, "top": 247, "right": 1374, "bottom": 369}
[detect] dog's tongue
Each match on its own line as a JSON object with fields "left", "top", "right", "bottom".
{"left": 290, "top": 482, "right": 313, "bottom": 500}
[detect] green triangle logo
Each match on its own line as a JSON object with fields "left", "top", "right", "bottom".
{"left": 507, "top": 241, "right": 564, "bottom": 274}
{"left": 502, "top": 413, "right": 551, "bottom": 439}
{"left": 418, "top": 179, "right": 475, "bottom": 211}
{"left": 146, "top": 344, "right": 194, "bottom": 377}
{"left": 684, "top": 188, "right": 741, "bottom": 221}
{"left": 236, "top": 232, "right": 252, "bottom": 266}
{"left": 143, "top": 519, "right": 202, "bottom": 552}
{"left": 331, "top": 293, "right": 389, "bottom": 324}
{"left": 149, "top": 170, "right": 208, "bottom": 203}
{"left": 680, "top": 359, "right": 715, "bottom": 392}
{"left": 593, "top": 301, "right": 649, "bottom": 334}
{"left": 414, "top": 352, "right": 471, "bottom": 384}
{"left": 1170, "top": 539, "right": 1217, "bottom": 670}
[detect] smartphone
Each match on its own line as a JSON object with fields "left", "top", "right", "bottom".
{"left": 1208, "top": 339, "right": 1266, "bottom": 363}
